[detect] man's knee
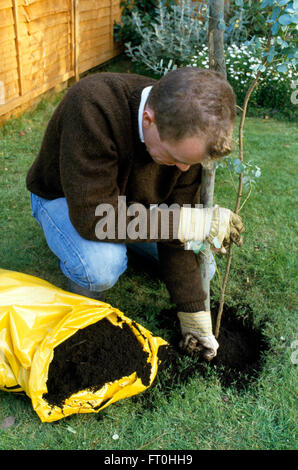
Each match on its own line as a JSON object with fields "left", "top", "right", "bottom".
{"left": 62, "top": 243, "right": 128, "bottom": 292}
{"left": 90, "top": 245, "right": 128, "bottom": 291}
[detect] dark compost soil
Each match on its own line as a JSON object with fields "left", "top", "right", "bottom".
{"left": 154, "top": 302, "right": 267, "bottom": 393}
{"left": 43, "top": 302, "right": 267, "bottom": 411}
{"left": 43, "top": 318, "right": 152, "bottom": 409}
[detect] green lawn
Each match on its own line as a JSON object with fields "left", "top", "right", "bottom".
{"left": 0, "top": 62, "right": 297, "bottom": 450}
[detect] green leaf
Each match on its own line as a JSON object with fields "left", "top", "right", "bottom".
{"left": 272, "top": 22, "right": 281, "bottom": 34}
{"left": 218, "top": 19, "right": 226, "bottom": 31}
{"left": 267, "top": 47, "right": 276, "bottom": 62}
{"left": 278, "top": 0, "right": 291, "bottom": 6}
{"left": 234, "top": 161, "right": 246, "bottom": 174}
{"left": 278, "top": 13, "right": 294, "bottom": 24}
{"left": 272, "top": 6, "right": 282, "bottom": 21}
{"left": 213, "top": 238, "right": 221, "bottom": 249}
{"left": 277, "top": 63, "right": 289, "bottom": 72}
{"left": 261, "top": 0, "right": 273, "bottom": 8}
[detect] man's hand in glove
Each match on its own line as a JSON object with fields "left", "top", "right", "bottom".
{"left": 178, "top": 205, "right": 244, "bottom": 253}
{"left": 207, "top": 205, "right": 244, "bottom": 254}
{"left": 177, "top": 311, "right": 219, "bottom": 361}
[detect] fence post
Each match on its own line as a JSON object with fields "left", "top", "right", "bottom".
{"left": 110, "top": 0, "right": 114, "bottom": 52}
{"left": 74, "top": 0, "right": 80, "bottom": 82}
{"left": 12, "top": 0, "right": 24, "bottom": 96}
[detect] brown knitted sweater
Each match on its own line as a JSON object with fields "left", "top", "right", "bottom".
{"left": 26, "top": 72, "right": 207, "bottom": 311}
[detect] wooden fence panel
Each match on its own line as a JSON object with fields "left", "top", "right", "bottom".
{"left": 0, "top": 2, "right": 19, "bottom": 103}
{"left": 76, "top": 0, "right": 121, "bottom": 76}
{"left": 0, "top": 0, "right": 122, "bottom": 123}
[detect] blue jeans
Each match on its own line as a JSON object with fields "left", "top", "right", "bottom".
{"left": 30, "top": 193, "right": 215, "bottom": 292}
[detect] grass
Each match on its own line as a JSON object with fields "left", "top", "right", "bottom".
{"left": 0, "top": 58, "right": 297, "bottom": 450}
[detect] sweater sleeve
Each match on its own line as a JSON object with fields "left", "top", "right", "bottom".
{"left": 157, "top": 164, "right": 207, "bottom": 312}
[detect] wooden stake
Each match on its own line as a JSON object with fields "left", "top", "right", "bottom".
{"left": 12, "top": 0, "right": 24, "bottom": 96}
{"left": 200, "top": 0, "right": 226, "bottom": 312}
{"left": 74, "top": 0, "right": 80, "bottom": 82}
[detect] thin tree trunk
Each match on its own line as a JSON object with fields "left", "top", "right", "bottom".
{"left": 200, "top": 0, "right": 226, "bottom": 312}
{"left": 214, "top": 73, "right": 261, "bottom": 338}
{"left": 214, "top": 32, "right": 272, "bottom": 338}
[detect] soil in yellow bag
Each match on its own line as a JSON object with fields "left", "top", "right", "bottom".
{"left": 0, "top": 268, "right": 168, "bottom": 422}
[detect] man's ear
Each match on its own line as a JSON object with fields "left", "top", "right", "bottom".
{"left": 143, "top": 106, "right": 155, "bottom": 129}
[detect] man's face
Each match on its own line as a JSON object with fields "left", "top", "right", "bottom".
{"left": 142, "top": 106, "right": 208, "bottom": 172}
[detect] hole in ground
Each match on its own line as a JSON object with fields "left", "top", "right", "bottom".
{"left": 148, "top": 301, "right": 268, "bottom": 398}
{"left": 210, "top": 302, "right": 267, "bottom": 388}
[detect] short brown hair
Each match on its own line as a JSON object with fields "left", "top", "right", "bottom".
{"left": 147, "top": 67, "right": 236, "bottom": 158}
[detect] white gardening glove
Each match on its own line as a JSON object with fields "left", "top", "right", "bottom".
{"left": 177, "top": 311, "right": 219, "bottom": 361}
{"left": 207, "top": 205, "right": 244, "bottom": 253}
{"left": 178, "top": 205, "right": 244, "bottom": 253}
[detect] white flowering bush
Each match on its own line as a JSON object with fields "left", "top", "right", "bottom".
{"left": 190, "top": 42, "right": 296, "bottom": 118}
{"left": 124, "top": 0, "right": 296, "bottom": 118}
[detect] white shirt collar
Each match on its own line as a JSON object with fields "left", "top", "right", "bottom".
{"left": 138, "top": 86, "right": 153, "bottom": 143}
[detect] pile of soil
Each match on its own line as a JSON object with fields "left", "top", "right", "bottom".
{"left": 43, "top": 318, "right": 152, "bottom": 409}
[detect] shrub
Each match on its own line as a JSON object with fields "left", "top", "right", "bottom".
{"left": 114, "top": 0, "right": 157, "bottom": 46}
{"left": 123, "top": 0, "right": 296, "bottom": 119}
{"left": 114, "top": 0, "right": 177, "bottom": 47}
{"left": 190, "top": 42, "right": 296, "bottom": 119}
{"left": 124, "top": 0, "right": 209, "bottom": 76}
{"left": 225, "top": 0, "right": 268, "bottom": 44}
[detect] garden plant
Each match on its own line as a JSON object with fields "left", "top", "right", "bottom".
{"left": 123, "top": 0, "right": 297, "bottom": 335}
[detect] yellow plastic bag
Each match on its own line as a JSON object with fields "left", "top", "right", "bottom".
{"left": 0, "top": 268, "right": 167, "bottom": 422}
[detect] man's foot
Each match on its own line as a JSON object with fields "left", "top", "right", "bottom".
{"left": 67, "top": 279, "right": 106, "bottom": 302}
